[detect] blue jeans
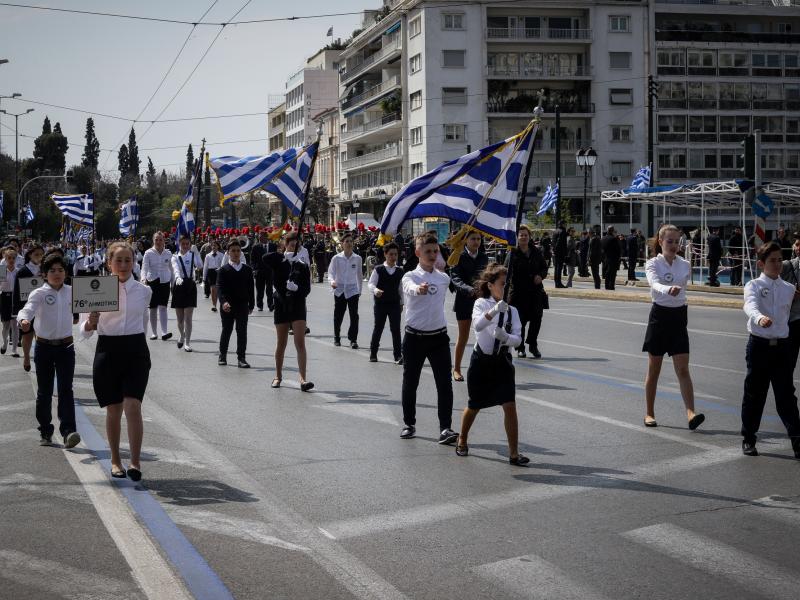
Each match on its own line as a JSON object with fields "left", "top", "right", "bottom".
{"left": 34, "top": 342, "right": 76, "bottom": 437}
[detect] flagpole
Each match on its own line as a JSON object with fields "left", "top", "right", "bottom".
{"left": 296, "top": 122, "right": 323, "bottom": 242}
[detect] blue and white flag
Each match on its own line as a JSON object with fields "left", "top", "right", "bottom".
{"left": 629, "top": 165, "right": 651, "bottom": 191}
{"left": 379, "top": 125, "right": 537, "bottom": 246}
{"left": 76, "top": 224, "right": 92, "bottom": 243}
{"left": 24, "top": 203, "right": 34, "bottom": 224}
{"left": 175, "top": 201, "right": 195, "bottom": 240}
{"left": 208, "top": 142, "right": 319, "bottom": 214}
{"left": 51, "top": 193, "right": 94, "bottom": 226}
{"left": 536, "top": 182, "right": 559, "bottom": 216}
{"left": 119, "top": 197, "right": 139, "bottom": 237}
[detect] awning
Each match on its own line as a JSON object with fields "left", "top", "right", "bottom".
{"left": 384, "top": 21, "right": 401, "bottom": 35}
{"left": 345, "top": 213, "right": 381, "bottom": 230}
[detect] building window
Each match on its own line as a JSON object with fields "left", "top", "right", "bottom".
{"left": 609, "top": 88, "right": 633, "bottom": 105}
{"left": 689, "top": 115, "right": 717, "bottom": 142}
{"left": 609, "top": 52, "right": 631, "bottom": 70}
{"left": 409, "top": 17, "right": 421, "bottom": 38}
{"left": 658, "top": 115, "right": 687, "bottom": 143}
{"left": 442, "top": 87, "right": 467, "bottom": 105}
{"left": 443, "top": 124, "right": 466, "bottom": 142}
{"left": 442, "top": 49, "right": 466, "bottom": 68}
{"left": 410, "top": 53, "right": 422, "bottom": 74}
{"left": 442, "top": 13, "right": 464, "bottom": 30}
{"left": 609, "top": 16, "right": 630, "bottom": 33}
{"left": 610, "top": 162, "right": 632, "bottom": 178}
{"left": 611, "top": 125, "right": 632, "bottom": 142}
{"left": 410, "top": 90, "right": 422, "bottom": 110}
{"left": 410, "top": 126, "right": 423, "bottom": 146}
{"left": 411, "top": 162, "right": 424, "bottom": 179}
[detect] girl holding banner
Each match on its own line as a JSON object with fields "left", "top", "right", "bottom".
{"left": 12, "top": 243, "right": 44, "bottom": 371}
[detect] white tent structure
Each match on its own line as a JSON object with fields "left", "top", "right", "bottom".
{"left": 600, "top": 180, "right": 800, "bottom": 284}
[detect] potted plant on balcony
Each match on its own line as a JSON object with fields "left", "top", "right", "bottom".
{"left": 380, "top": 93, "right": 401, "bottom": 117}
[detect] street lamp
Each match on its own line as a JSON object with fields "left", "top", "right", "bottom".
{"left": 352, "top": 194, "right": 360, "bottom": 233}
{"left": 0, "top": 59, "right": 8, "bottom": 65}
{"left": 575, "top": 146, "right": 597, "bottom": 231}
{"left": 0, "top": 107, "right": 35, "bottom": 226}
{"left": 0, "top": 92, "right": 21, "bottom": 155}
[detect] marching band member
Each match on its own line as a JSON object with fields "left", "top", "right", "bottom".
{"left": 80, "top": 242, "right": 152, "bottom": 481}
{"left": 170, "top": 235, "right": 202, "bottom": 352}
{"left": 13, "top": 243, "right": 44, "bottom": 372}
{"left": 141, "top": 232, "right": 173, "bottom": 341}
{"left": 642, "top": 224, "right": 704, "bottom": 430}
{"left": 367, "top": 241, "right": 403, "bottom": 364}
{"left": 216, "top": 239, "right": 254, "bottom": 368}
{"left": 1, "top": 247, "right": 20, "bottom": 356}
{"left": 203, "top": 240, "right": 223, "bottom": 312}
{"left": 327, "top": 232, "right": 362, "bottom": 348}
{"left": 450, "top": 230, "right": 488, "bottom": 381}
{"left": 456, "top": 263, "right": 528, "bottom": 465}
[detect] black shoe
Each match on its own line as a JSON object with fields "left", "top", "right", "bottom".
{"left": 39, "top": 432, "right": 53, "bottom": 446}
{"left": 369, "top": 354, "right": 378, "bottom": 362}
{"left": 334, "top": 338, "right": 341, "bottom": 347}
{"left": 305, "top": 327, "right": 310, "bottom": 334}
{"left": 395, "top": 356, "right": 404, "bottom": 365}
{"left": 126, "top": 468, "right": 142, "bottom": 482}
{"left": 792, "top": 437, "right": 800, "bottom": 459}
{"left": 350, "top": 341, "right": 359, "bottom": 349}
{"left": 257, "top": 306, "right": 263, "bottom": 312}
{"left": 438, "top": 429, "right": 458, "bottom": 445}
{"left": 211, "top": 306, "right": 217, "bottom": 312}
{"left": 218, "top": 356, "right": 227, "bottom": 366}
{"left": 400, "top": 425, "right": 416, "bottom": 439}
{"left": 517, "top": 349, "right": 526, "bottom": 359}
{"left": 688, "top": 414, "right": 705, "bottom": 430}
{"left": 161, "top": 333, "right": 173, "bottom": 341}
{"left": 742, "top": 440, "right": 759, "bottom": 456}
{"left": 300, "top": 381, "right": 314, "bottom": 392}
{"left": 509, "top": 454, "right": 530, "bottom": 466}
{"left": 63, "top": 431, "right": 81, "bottom": 449}
{"left": 177, "top": 341, "right": 184, "bottom": 349}
{"left": 237, "top": 359, "right": 250, "bottom": 369}
{"left": 530, "top": 346, "right": 541, "bottom": 359}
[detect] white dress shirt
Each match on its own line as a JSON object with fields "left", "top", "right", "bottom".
{"left": 142, "top": 248, "right": 173, "bottom": 283}
{"left": 0, "top": 265, "right": 17, "bottom": 293}
{"left": 80, "top": 277, "right": 152, "bottom": 338}
{"left": 172, "top": 250, "right": 202, "bottom": 281}
{"left": 14, "top": 255, "right": 24, "bottom": 269}
{"left": 285, "top": 246, "right": 310, "bottom": 265}
{"left": 18, "top": 283, "right": 73, "bottom": 340}
{"left": 744, "top": 273, "right": 795, "bottom": 339}
{"left": 221, "top": 251, "right": 247, "bottom": 267}
{"left": 368, "top": 262, "right": 403, "bottom": 302}
{"left": 203, "top": 252, "right": 223, "bottom": 280}
{"left": 402, "top": 266, "right": 450, "bottom": 331}
{"left": 328, "top": 251, "right": 363, "bottom": 298}
{"left": 645, "top": 254, "right": 690, "bottom": 307}
{"left": 74, "top": 253, "right": 102, "bottom": 274}
{"left": 472, "top": 297, "right": 522, "bottom": 354}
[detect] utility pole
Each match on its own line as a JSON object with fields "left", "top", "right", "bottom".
{"left": 0, "top": 108, "right": 34, "bottom": 226}
{"left": 647, "top": 75, "right": 658, "bottom": 236}
{"left": 555, "top": 105, "right": 561, "bottom": 225}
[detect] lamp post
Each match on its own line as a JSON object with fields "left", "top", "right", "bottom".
{"left": 575, "top": 146, "right": 597, "bottom": 231}
{"left": 377, "top": 189, "right": 387, "bottom": 222}
{"left": 0, "top": 92, "right": 21, "bottom": 156}
{"left": 0, "top": 107, "right": 34, "bottom": 226}
{"left": 352, "top": 194, "right": 360, "bottom": 233}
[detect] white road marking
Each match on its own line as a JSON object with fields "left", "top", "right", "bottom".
{"left": 314, "top": 401, "right": 399, "bottom": 427}
{"left": 547, "top": 310, "right": 748, "bottom": 339}
{"left": 621, "top": 523, "right": 800, "bottom": 598}
{"left": 472, "top": 553, "right": 610, "bottom": 600}
{"left": 747, "top": 496, "right": 800, "bottom": 527}
{"left": 0, "top": 549, "right": 146, "bottom": 600}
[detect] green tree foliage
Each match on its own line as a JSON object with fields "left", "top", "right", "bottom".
{"left": 117, "top": 144, "right": 128, "bottom": 176}
{"left": 146, "top": 157, "right": 157, "bottom": 191}
{"left": 81, "top": 117, "right": 100, "bottom": 171}
{"left": 185, "top": 144, "right": 194, "bottom": 182}
{"left": 32, "top": 116, "right": 68, "bottom": 175}
{"left": 127, "top": 128, "right": 140, "bottom": 176}
{"left": 305, "top": 186, "right": 329, "bottom": 225}
{"left": 41, "top": 116, "right": 51, "bottom": 135}
{"left": 159, "top": 169, "right": 168, "bottom": 192}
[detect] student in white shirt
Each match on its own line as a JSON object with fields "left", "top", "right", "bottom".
{"left": 456, "top": 263, "right": 528, "bottom": 465}
{"left": 13, "top": 244, "right": 44, "bottom": 372}
{"left": 0, "top": 247, "right": 20, "bottom": 356}
{"left": 170, "top": 235, "right": 203, "bottom": 352}
{"left": 741, "top": 241, "right": 800, "bottom": 458}
{"left": 81, "top": 242, "right": 152, "bottom": 481}
{"left": 141, "top": 232, "right": 173, "bottom": 341}
{"left": 399, "top": 232, "right": 458, "bottom": 445}
{"left": 642, "top": 224, "right": 705, "bottom": 430}
{"left": 327, "top": 233, "right": 363, "bottom": 348}
{"left": 203, "top": 240, "right": 223, "bottom": 311}
{"left": 367, "top": 242, "right": 403, "bottom": 363}
{"left": 18, "top": 253, "right": 81, "bottom": 448}
{"left": 74, "top": 243, "right": 101, "bottom": 277}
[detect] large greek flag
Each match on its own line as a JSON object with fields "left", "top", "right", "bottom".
{"left": 175, "top": 201, "right": 195, "bottom": 239}
{"left": 628, "top": 165, "right": 651, "bottom": 191}
{"left": 536, "top": 183, "right": 559, "bottom": 215}
{"left": 119, "top": 197, "right": 139, "bottom": 237}
{"left": 379, "top": 125, "right": 537, "bottom": 246}
{"left": 51, "top": 193, "right": 94, "bottom": 226}
{"left": 208, "top": 142, "right": 319, "bottom": 214}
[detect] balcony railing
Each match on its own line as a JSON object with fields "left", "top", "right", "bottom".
{"left": 487, "top": 64, "right": 590, "bottom": 78}
{"left": 341, "top": 112, "right": 401, "bottom": 142}
{"left": 342, "top": 145, "right": 402, "bottom": 171}
{"left": 486, "top": 27, "right": 591, "bottom": 41}
{"left": 487, "top": 101, "right": 594, "bottom": 114}
{"left": 341, "top": 35, "right": 401, "bottom": 83}
{"left": 341, "top": 75, "right": 401, "bottom": 111}
{"left": 656, "top": 29, "right": 800, "bottom": 45}
{"left": 656, "top": 0, "right": 800, "bottom": 6}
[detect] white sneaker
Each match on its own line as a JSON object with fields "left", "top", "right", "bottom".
{"left": 184, "top": 344, "right": 192, "bottom": 352}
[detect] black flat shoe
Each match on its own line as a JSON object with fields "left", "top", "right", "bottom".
{"left": 644, "top": 418, "right": 658, "bottom": 427}
{"left": 218, "top": 357, "right": 227, "bottom": 366}
{"left": 452, "top": 371, "right": 465, "bottom": 382}
{"left": 111, "top": 468, "right": 127, "bottom": 479}
{"left": 792, "top": 437, "right": 800, "bottom": 459}
{"left": 688, "top": 414, "right": 705, "bottom": 431}
{"left": 177, "top": 341, "right": 183, "bottom": 349}
{"left": 530, "top": 347, "right": 542, "bottom": 359}
{"left": 333, "top": 339, "right": 341, "bottom": 347}
{"left": 509, "top": 454, "right": 530, "bottom": 466}
{"left": 300, "top": 381, "right": 314, "bottom": 392}
{"left": 161, "top": 333, "right": 173, "bottom": 341}
{"left": 126, "top": 468, "right": 142, "bottom": 482}
{"left": 23, "top": 361, "right": 31, "bottom": 372}
{"left": 369, "top": 354, "right": 378, "bottom": 362}
{"left": 237, "top": 360, "right": 250, "bottom": 369}
{"left": 742, "top": 440, "right": 758, "bottom": 456}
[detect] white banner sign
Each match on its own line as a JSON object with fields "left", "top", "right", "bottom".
{"left": 19, "top": 276, "right": 44, "bottom": 302}
{"left": 71, "top": 275, "right": 119, "bottom": 313}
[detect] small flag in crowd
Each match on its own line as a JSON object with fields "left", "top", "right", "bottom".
{"left": 51, "top": 193, "right": 94, "bottom": 226}
{"left": 119, "top": 196, "right": 139, "bottom": 237}
{"left": 175, "top": 201, "right": 195, "bottom": 239}
{"left": 326, "top": 27, "right": 333, "bottom": 37}
{"left": 24, "top": 203, "right": 34, "bottom": 224}
{"left": 629, "top": 165, "right": 651, "bottom": 191}
{"left": 536, "top": 183, "right": 559, "bottom": 216}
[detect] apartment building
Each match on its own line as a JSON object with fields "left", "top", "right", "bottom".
{"left": 267, "top": 102, "right": 286, "bottom": 153}
{"left": 312, "top": 106, "right": 341, "bottom": 224}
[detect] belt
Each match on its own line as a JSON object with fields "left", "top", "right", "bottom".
{"left": 405, "top": 326, "right": 447, "bottom": 336}
{"left": 750, "top": 334, "right": 789, "bottom": 347}
{"left": 36, "top": 336, "right": 73, "bottom": 346}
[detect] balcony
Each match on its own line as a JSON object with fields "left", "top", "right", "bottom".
{"left": 341, "top": 112, "right": 401, "bottom": 142}
{"left": 486, "top": 64, "right": 590, "bottom": 79}
{"left": 341, "top": 35, "right": 402, "bottom": 84}
{"left": 342, "top": 145, "right": 402, "bottom": 171}
{"left": 341, "top": 75, "right": 401, "bottom": 112}
{"left": 485, "top": 27, "right": 591, "bottom": 41}
{"left": 487, "top": 100, "right": 594, "bottom": 115}
{"left": 656, "top": 0, "right": 800, "bottom": 6}
{"left": 656, "top": 29, "right": 800, "bottom": 45}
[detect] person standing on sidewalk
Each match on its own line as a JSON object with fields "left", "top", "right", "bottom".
{"left": 368, "top": 242, "right": 403, "bottom": 364}
{"left": 707, "top": 226, "right": 723, "bottom": 287}
{"left": 578, "top": 230, "right": 590, "bottom": 277}
{"left": 565, "top": 227, "right": 577, "bottom": 288}
{"left": 626, "top": 229, "right": 640, "bottom": 282}
{"left": 450, "top": 230, "right": 488, "bottom": 381}
{"left": 1, "top": 247, "right": 20, "bottom": 356}
{"left": 328, "top": 233, "right": 362, "bottom": 349}
{"left": 741, "top": 241, "right": 800, "bottom": 458}
{"left": 589, "top": 229, "right": 602, "bottom": 289}
{"left": 552, "top": 222, "right": 567, "bottom": 288}
{"left": 216, "top": 239, "right": 254, "bottom": 368}
{"left": 18, "top": 253, "right": 81, "bottom": 448}
{"left": 601, "top": 226, "right": 620, "bottom": 290}
{"left": 728, "top": 226, "right": 744, "bottom": 287}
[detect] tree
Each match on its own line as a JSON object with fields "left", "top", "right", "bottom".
{"left": 305, "top": 186, "right": 330, "bottom": 225}
{"left": 117, "top": 144, "right": 129, "bottom": 176}
{"left": 146, "top": 157, "right": 157, "bottom": 191}
{"left": 81, "top": 117, "right": 100, "bottom": 171}
{"left": 160, "top": 169, "right": 168, "bottom": 192}
{"left": 185, "top": 144, "right": 194, "bottom": 182}
{"left": 32, "top": 116, "right": 68, "bottom": 174}
{"left": 41, "top": 116, "right": 51, "bottom": 135}
{"left": 127, "top": 128, "right": 140, "bottom": 176}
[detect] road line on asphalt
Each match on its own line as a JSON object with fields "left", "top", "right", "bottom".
{"left": 471, "top": 553, "right": 611, "bottom": 600}
{"left": 621, "top": 523, "right": 800, "bottom": 598}
{"left": 743, "top": 496, "right": 800, "bottom": 527}
{"left": 0, "top": 550, "right": 146, "bottom": 600}
{"left": 546, "top": 310, "right": 748, "bottom": 339}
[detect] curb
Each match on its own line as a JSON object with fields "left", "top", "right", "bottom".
{"left": 568, "top": 276, "right": 744, "bottom": 296}
{"left": 548, "top": 287, "right": 743, "bottom": 309}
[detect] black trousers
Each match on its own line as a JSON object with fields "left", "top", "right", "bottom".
{"left": 730, "top": 256, "right": 743, "bottom": 286}
{"left": 334, "top": 294, "right": 360, "bottom": 342}
{"left": 579, "top": 253, "right": 588, "bottom": 277}
{"left": 219, "top": 306, "right": 248, "bottom": 360}
{"left": 627, "top": 257, "right": 637, "bottom": 281}
{"left": 553, "top": 255, "right": 565, "bottom": 287}
{"left": 590, "top": 261, "right": 601, "bottom": 289}
{"left": 603, "top": 260, "right": 618, "bottom": 290}
{"left": 401, "top": 331, "right": 453, "bottom": 430}
{"left": 741, "top": 335, "right": 800, "bottom": 444}
{"left": 254, "top": 269, "right": 274, "bottom": 310}
{"left": 370, "top": 303, "right": 402, "bottom": 359}
{"left": 34, "top": 343, "right": 76, "bottom": 437}
{"left": 708, "top": 258, "right": 720, "bottom": 285}
{"left": 789, "top": 320, "right": 800, "bottom": 377}
{"left": 515, "top": 306, "right": 543, "bottom": 352}
{"left": 314, "top": 254, "right": 327, "bottom": 283}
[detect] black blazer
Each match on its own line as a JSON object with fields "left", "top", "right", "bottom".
{"left": 505, "top": 246, "right": 547, "bottom": 309}
{"left": 217, "top": 263, "right": 255, "bottom": 311}
{"left": 450, "top": 250, "right": 488, "bottom": 313}
{"left": 601, "top": 234, "right": 621, "bottom": 262}
{"left": 263, "top": 252, "right": 311, "bottom": 303}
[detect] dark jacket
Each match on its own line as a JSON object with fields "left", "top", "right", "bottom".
{"left": 505, "top": 245, "right": 548, "bottom": 314}
{"left": 450, "top": 249, "right": 489, "bottom": 315}
{"left": 707, "top": 234, "right": 723, "bottom": 261}
{"left": 626, "top": 235, "right": 639, "bottom": 259}
{"left": 601, "top": 234, "right": 621, "bottom": 262}
{"left": 589, "top": 236, "right": 602, "bottom": 264}
{"left": 250, "top": 242, "right": 277, "bottom": 273}
{"left": 263, "top": 252, "right": 311, "bottom": 304}
{"left": 553, "top": 227, "right": 568, "bottom": 258}
{"left": 728, "top": 233, "right": 743, "bottom": 256}
{"left": 216, "top": 263, "right": 255, "bottom": 312}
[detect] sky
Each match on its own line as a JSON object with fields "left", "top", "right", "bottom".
{"left": 0, "top": 0, "right": 367, "bottom": 179}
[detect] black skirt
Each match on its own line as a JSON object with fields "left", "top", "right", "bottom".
{"left": 170, "top": 279, "right": 198, "bottom": 308}
{"left": 0, "top": 292, "right": 12, "bottom": 321}
{"left": 273, "top": 295, "right": 307, "bottom": 325}
{"left": 642, "top": 304, "right": 690, "bottom": 357}
{"left": 454, "top": 297, "right": 476, "bottom": 321}
{"left": 205, "top": 269, "right": 218, "bottom": 287}
{"left": 147, "top": 280, "right": 171, "bottom": 308}
{"left": 93, "top": 333, "right": 151, "bottom": 407}
{"left": 466, "top": 346, "right": 516, "bottom": 409}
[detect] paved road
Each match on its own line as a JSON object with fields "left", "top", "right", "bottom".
{"left": 1, "top": 283, "right": 799, "bottom": 600}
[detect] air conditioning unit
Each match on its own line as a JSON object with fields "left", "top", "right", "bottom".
{"left": 610, "top": 175, "right": 622, "bottom": 184}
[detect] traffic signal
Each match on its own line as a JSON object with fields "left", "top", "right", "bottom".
{"left": 740, "top": 135, "right": 755, "bottom": 179}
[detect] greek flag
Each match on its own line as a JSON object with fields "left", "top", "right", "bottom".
{"left": 379, "top": 125, "right": 537, "bottom": 246}
{"left": 119, "top": 197, "right": 139, "bottom": 237}
{"left": 51, "top": 193, "right": 94, "bottom": 226}
{"left": 536, "top": 183, "right": 559, "bottom": 215}
{"left": 175, "top": 201, "right": 195, "bottom": 239}
{"left": 208, "top": 142, "right": 319, "bottom": 214}
{"left": 24, "top": 203, "right": 34, "bottom": 224}
{"left": 629, "top": 165, "right": 651, "bottom": 191}
{"left": 76, "top": 225, "right": 92, "bottom": 243}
